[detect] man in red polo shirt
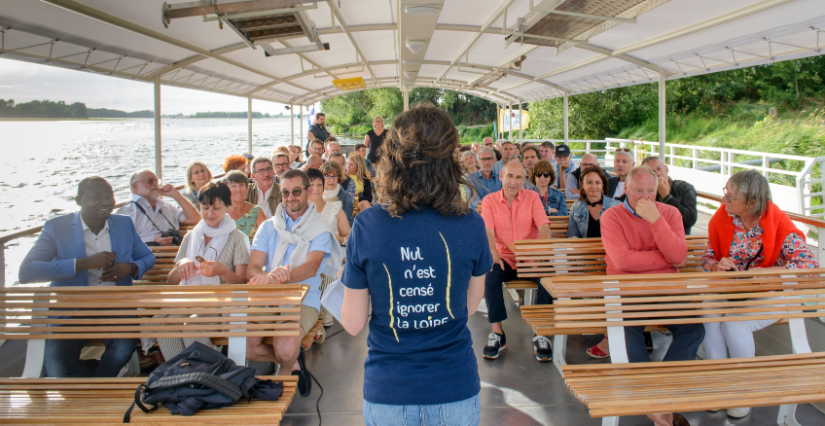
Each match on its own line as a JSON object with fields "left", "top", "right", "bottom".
{"left": 481, "top": 161, "right": 551, "bottom": 362}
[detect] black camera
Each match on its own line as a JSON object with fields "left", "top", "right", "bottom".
{"left": 162, "top": 229, "right": 183, "bottom": 246}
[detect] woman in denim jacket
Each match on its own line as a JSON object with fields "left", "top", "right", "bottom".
{"left": 529, "top": 160, "right": 567, "bottom": 216}
{"left": 568, "top": 166, "right": 622, "bottom": 238}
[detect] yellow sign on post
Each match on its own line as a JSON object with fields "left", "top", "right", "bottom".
{"left": 498, "top": 109, "right": 530, "bottom": 132}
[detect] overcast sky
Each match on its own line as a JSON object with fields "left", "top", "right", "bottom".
{"left": 0, "top": 57, "right": 299, "bottom": 115}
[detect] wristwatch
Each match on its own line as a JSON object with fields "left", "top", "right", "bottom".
{"left": 130, "top": 262, "right": 139, "bottom": 277}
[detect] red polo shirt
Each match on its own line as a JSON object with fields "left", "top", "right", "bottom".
{"left": 481, "top": 189, "right": 549, "bottom": 269}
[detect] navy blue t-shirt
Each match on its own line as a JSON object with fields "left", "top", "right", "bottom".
{"left": 342, "top": 205, "right": 493, "bottom": 405}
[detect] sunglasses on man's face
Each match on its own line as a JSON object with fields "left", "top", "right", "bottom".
{"left": 281, "top": 188, "right": 306, "bottom": 199}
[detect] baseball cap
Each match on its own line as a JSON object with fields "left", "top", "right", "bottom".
{"left": 555, "top": 144, "right": 571, "bottom": 156}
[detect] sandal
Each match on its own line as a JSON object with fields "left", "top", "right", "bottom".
{"left": 673, "top": 413, "right": 690, "bottom": 426}
{"left": 586, "top": 344, "right": 609, "bottom": 359}
{"left": 314, "top": 325, "right": 326, "bottom": 344}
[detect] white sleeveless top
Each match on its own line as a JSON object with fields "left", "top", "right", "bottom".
{"left": 320, "top": 200, "right": 342, "bottom": 235}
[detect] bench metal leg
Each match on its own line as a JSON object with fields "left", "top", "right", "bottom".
{"left": 601, "top": 416, "right": 619, "bottom": 426}
{"left": 524, "top": 288, "right": 537, "bottom": 306}
{"left": 777, "top": 404, "right": 802, "bottom": 426}
{"left": 553, "top": 334, "right": 567, "bottom": 375}
{"left": 22, "top": 339, "right": 45, "bottom": 378}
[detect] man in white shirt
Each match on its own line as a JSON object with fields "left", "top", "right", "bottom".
{"left": 246, "top": 157, "right": 282, "bottom": 219}
{"left": 117, "top": 170, "right": 200, "bottom": 246}
{"left": 492, "top": 140, "right": 518, "bottom": 175}
{"left": 611, "top": 149, "right": 636, "bottom": 199}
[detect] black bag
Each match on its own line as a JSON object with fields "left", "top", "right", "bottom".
{"left": 124, "top": 342, "right": 283, "bottom": 422}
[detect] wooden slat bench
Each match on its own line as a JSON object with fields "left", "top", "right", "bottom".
{"left": 135, "top": 246, "right": 178, "bottom": 285}
{"left": 1, "top": 283, "right": 308, "bottom": 424}
{"left": 512, "top": 236, "right": 708, "bottom": 372}
{"left": 548, "top": 268, "right": 825, "bottom": 426}
{"left": 502, "top": 216, "right": 570, "bottom": 305}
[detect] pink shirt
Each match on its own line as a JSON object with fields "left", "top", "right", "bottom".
{"left": 600, "top": 201, "right": 687, "bottom": 275}
{"left": 481, "top": 189, "right": 550, "bottom": 269}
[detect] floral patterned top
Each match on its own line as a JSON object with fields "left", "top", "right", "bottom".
{"left": 234, "top": 205, "right": 261, "bottom": 245}
{"left": 702, "top": 214, "right": 819, "bottom": 271}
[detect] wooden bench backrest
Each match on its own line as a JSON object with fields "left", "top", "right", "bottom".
{"left": 0, "top": 284, "right": 308, "bottom": 340}
{"left": 548, "top": 216, "right": 568, "bottom": 238}
{"left": 546, "top": 268, "right": 825, "bottom": 329}
{"left": 135, "top": 246, "right": 179, "bottom": 284}
{"left": 513, "top": 235, "right": 708, "bottom": 278}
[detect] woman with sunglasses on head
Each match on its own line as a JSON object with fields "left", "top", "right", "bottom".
{"left": 530, "top": 160, "right": 567, "bottom": 216}
{"left": 319, "top": 161, "right": 354, "bottom": 227}
{"left": 158, "top": 181, "right": 251, "bottom": 360}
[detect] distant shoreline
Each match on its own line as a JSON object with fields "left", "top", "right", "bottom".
{"left": 0, "top": 117, "right": 288, "bottom": 122}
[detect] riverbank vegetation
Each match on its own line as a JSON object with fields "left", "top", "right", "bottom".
{"left": 0, "top": 99, "right": 279, "bottom": 119}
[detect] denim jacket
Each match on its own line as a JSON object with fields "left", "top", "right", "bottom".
{"left": 568, "top": 196, "right": 622, "bottom": 238}
{"left": 531, "top": 187, "right": 568, "bottom": 216}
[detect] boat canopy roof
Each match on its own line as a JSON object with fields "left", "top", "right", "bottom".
{"left": 1, "top": 0, "right": 823, "bottom": 107}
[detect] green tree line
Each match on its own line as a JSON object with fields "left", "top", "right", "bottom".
{"left": 0, "top": 99, "right": 274, "bottom": 119}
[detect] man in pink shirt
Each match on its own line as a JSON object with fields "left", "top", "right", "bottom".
{"left": 600, "top": 165, "right": 703, "bottom": 426}
{"left": 481, "top": 161, "right": 551, "bottom": 362}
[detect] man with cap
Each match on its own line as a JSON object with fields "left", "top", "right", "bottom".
{"left": 554, "top": 144, "right": 578, "bottom": 191}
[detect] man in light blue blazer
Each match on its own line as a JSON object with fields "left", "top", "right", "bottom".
{"left": 19, "top": 176, "right": 155, "bottom": 377}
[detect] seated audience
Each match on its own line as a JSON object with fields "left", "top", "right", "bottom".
{"left": 326, "top": 140, "right": 341, "bottom": 160}
{"left": 272, "top": 152, "right": 290, "bottom": 184}
{"left": 183, "top": 161, "right": 213, "bottom": 208}
{"left": 308, "top": 139, "right": 325, "bottom": 160}
{"left": 223, "top": 170, "right": 266, "bottom": 244}
{"left": 247, "top": 169, "right": 341, "bottom": 398}
{"left": 272, "top": 145, "right": 290, "bottom": 159}
{"left": 564, "top": 153, "right": 601, "bottom": 200}
{"left": 599, "top": 166, "right": 702, "bottom": 426}
{"left": 521, "top": 145, "right": 541, "bottom": 190}
{"left": 701, "top": 169, "right": 818, "bottom": 418}
{"left": 641, "top": 156, "right": 698, "bottom": 234}
{"left": 609, "top": 148, "right": 635, "bottom": 199}
{"left": 481, "top": 161, "right": 552, "bottom": 362}
{"left": 117, "top": 169, "right": 200, "bottom": 246}
{"left": 303, "top": 154, "right": 323, "bottom": 171}
{"left": 466, "top": 146, "right": 502, "bottom": 210}
{"left": 320, "top": 161, "right": 355, "bottom": 227}
{"left": 568, "top": 166, "right": 622, "bottom": 239}
{"left": 530, "top": 160, "right": 567, "bottom": 217}
{"left": 306, "top": 168, "right": 351, "bottom": 246}
{"left": 159, "top": 182, "right": 250, "bottom": 359}
{"left": 554, "top": 144, "right": 578, "bottom": 191}
{"left": 461, "top": 150, "right": 479, "bottom": 174}
{"left": 340, "top": 105, "right": 491, "bottom": 423}
{"left": 346, "top": 153, "right": 373, "bottom": 212}
{"left": 246, "top": 157, "right": 282, "bottom": 219}
{"left": 353, "top": 143, "right": 373, "bottom": 174}
{"left": 289, "top": 144, "right": 304, "bottom": 169}
{"left": 223, "top": 154, "right": 249, "bottom": 175}
{"left": 19, "top": 177, "right": 154, "bottom": 377}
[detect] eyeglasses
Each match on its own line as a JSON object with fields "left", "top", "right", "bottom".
{"left": 534, "top": 172, "right": 552, "bottom": 178}
{"left": 281, "top": 188, "right": 306, "bottom": 199}
{"left": 191, "top": 169, "right": 207, "bottom": 176}
{"left": 323, "top": 175, "right": 338, "bottom": 180}
{"left": 135, "top": 178, "right": 158, "bottom": 186}
{"left": 274, "top": 162, "right": 289, "bottom": 168}
{"left": 615, "top": 148, "right": 632, "bottom": 153}
{"left": 722, "top": 187, "right": 739, "bottom": 201}
{"left": 254, "top": 167, "right": 274, "bottom": 174}
{"left": 479, "top": 157, "right": 495, "bottom": 162}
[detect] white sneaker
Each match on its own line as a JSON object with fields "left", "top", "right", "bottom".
{"left": 322, "top": 309, "right": 334, "bottom": 327}
{"left": 727, "top": 407, "right": 751, "bottom": 418}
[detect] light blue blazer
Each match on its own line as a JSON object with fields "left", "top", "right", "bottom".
{"left": 19, "top": 213, "right": 155, "bottom": 286}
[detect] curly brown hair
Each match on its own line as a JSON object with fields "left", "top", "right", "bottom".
{"left": 376, "top": 104, "right": 471, "bottom": 217}
{"left": 578, "top": 166, "right": 610, "bottom": 199}
{"left": 223, "top": 154, "right": 248, "bottom": 173}
{"left": 529, "top": 160, "right": 555, "bottom": 186}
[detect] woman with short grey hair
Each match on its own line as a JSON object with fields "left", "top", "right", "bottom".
{"left": 460, "top": 150, "right": 479, "bottom": 174}
{"left": 702, "top": 169, "right": 819, "bottom": 418}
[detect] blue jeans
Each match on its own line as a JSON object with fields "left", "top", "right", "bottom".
{"left": 624, "top": 324, "right": 704, "bottom": 363}
{"left": 484, "top": 262, "right": 550, "bottom": 324}
{"left": 44, "top": 338, "right": 138, "bottom": 377}
{"left": 364, "top": 394, "right": 480, "bottom": 426}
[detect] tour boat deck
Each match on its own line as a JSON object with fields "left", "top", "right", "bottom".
{"left": 2, "top": 212, "right": 825, "bottom": 425}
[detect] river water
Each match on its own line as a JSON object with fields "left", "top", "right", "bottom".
{"left": 0, "top": 117, "right": 357, "bottom": 286}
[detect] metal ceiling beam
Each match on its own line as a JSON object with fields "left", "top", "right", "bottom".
{"left": 434, "top": 0, "right": 516, "bottom": 83}
{"left": 327, "top": 0, "right": 377, "bottom": 82}
{"left": 39, "top": 0, "right": 321, "bottom": 97}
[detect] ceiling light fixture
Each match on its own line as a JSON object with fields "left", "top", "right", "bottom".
{"left": 406, "top": 40, "right": 425, "bottom": 54}
{"left": 405, "top": 6, "right": 438, "bottom": 15}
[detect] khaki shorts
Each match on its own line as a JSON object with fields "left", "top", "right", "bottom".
{"left": 250, "top": 305, "right": 319, "bottom": 336}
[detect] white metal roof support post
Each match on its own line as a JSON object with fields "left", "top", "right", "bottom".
{"left": 153, "top": 77, "right": 162, "bottom": 180}
{"left": 508, "top": 103, "right": 513, "bottom": 142}
{"left": 518, "top": 103, "right": 523, "bottom": 143}
{"left": 247, "top": 97, "right": 253, "bottom": 155}
{"left": 290, "top": 103, "right": 295, "bottom": 149}
{"left": 563, "top": 93, "right": 569, "bottom": 143}
{"left": 659, "top": 74, "right": 666, "bottom": 160}
{"left": 403, "top": 91, "right": 409, "bottom": 112}
{"left": 299, "top": 107, "right": 303, "bottom": 146}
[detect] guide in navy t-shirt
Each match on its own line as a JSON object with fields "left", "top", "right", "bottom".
{"left": 342, "top": 204, "right": 493, "bottom": 406}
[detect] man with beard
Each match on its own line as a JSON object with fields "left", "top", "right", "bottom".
{"left": 118, "top": 169, "right": 200, "bottom": 246}
{"left": 19, "top": 177, "right": 155, "bottom": 377}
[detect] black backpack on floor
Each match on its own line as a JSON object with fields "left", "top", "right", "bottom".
{"left": 123, "top": 342, "right": 283, "bottom": 422}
